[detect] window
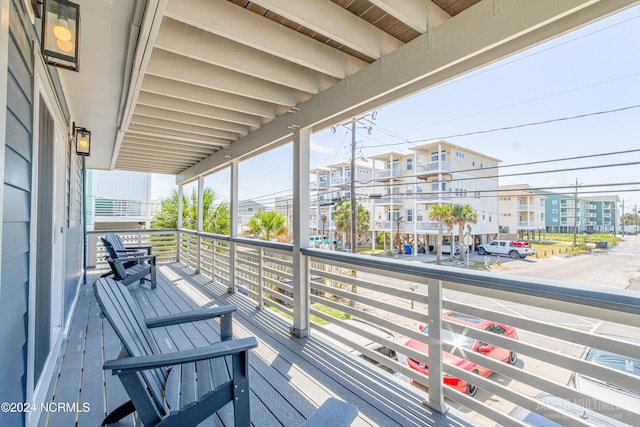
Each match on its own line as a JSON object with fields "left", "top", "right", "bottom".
{"left": 472, "top": 156, "right": 476, "bottom": 166}
{"left": 416, "top": 184, "right": 423, "bottom": 193}
{"left": 455, "top": 151, "right": 465, "bottom": 158}
{"left": 552, "top": 209, "right": 558, "bottom": 214}
{"left": 480, "top": 159, "right": 484, "bottom": 168}
{"left": 406, "top": 158, "right": 413, "bottom": 171}
{"left": 553, "top": 217, "right": 558, "bottom": 222}
{"left": 417, "top": 210, "right": 423, "bottom": 221}
{"left": 406, "top": 209, "right": 413, "bottom": 222}
{"left": 406, "top": 184, "right": 412, "bottom": 194}
{"left": 552, "top": 200, "right": 558, "bottom": 205}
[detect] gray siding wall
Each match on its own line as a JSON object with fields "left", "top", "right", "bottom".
{"left": 0, "top": 1, "right": 85, "bottom": 426}
{"left": 0, "top": 1, "right": 33, "bottom": 426}
{"left": 64, "top": 149, "right": 84, "bottom": 319}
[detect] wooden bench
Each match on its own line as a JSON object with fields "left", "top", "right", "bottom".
{"left": 93, "top": 277, "right": 258, "bottom": 426}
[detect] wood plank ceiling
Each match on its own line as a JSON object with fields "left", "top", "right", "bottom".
{"left": 115, "top": 0, "right": 478, "bottom": 175}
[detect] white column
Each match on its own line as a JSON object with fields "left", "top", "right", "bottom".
{"left": 413, "top": 152, "right": 418, "bottom": 257}
{"left": 229, "top": 161, "right": 239, "bottom": 293}
{"left": 292, "top": 127, "right": 311, "bottom": 337}
{"left": 177, "top": 184, "right": 183, "bottom": 262}
{"left": 389, "top": 154, "right": 395, "bottom": 253}
{"left": 196, "top": 176, "right": 204, "bottom": 274}
{"left": 371, "top": 161, "right": 375, "bottom": 251}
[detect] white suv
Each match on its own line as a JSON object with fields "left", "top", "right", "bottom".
{"left": 477, "top": 240, "right": 534, "bottom": 259}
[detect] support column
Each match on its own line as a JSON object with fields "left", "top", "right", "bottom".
{"left": 425, "top": 278, "right": 448, "bottom": 414}
{"left": 177, "top": 184, "right": 183, "bottom": 263}
{"left": 196, "top": 176, "right": 204, "bottom": 274}
{"left": 292, "top": 127, "right": 311, "bottom": 337}
{"left": 229, "top": 161, "right": 239, "bottom": 293}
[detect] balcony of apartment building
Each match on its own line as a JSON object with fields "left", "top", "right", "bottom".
{"left": 92, "top": 198, "right": 152, "bottom": 229}
{"left": 375, "top": 168, "right": 405, "bottom": 180}
{"left": 415, "top": 221, "right": 440, "bottom": 232}
{"left": 16, "top": 2, "right": 640, "bottom": 427}
{"left": 415, "top": 191, "right": 453, "bottom": 205}
{"left": 330, "top": 175, "right": 351, "bottom": 187}
{"left": 516, "top": 202, "right": 535, "bottom": 211}
{"left": 415, "top": 160, "right": 453, "bottom": 178}
{"left": 372, "top": 194, "right": 404, "bottom": 205}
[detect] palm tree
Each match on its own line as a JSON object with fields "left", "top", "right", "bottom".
{"left": 333, "top": 199, "right": 371, "bottom": 249}
{"left": 429, "top": 204, "right": 453, "bottom": 265}
{"left": 151, "top": 187, "right": 230, "bottom": 234}
{"left": 451, "top": 204, "right": 478, "bottom": 262}
{"left": 246, "top": 210, "right": 289, "bottom": 241}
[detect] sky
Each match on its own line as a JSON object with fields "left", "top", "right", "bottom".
{"left": 151, "top": 5, "right": 640, "bottom": 215}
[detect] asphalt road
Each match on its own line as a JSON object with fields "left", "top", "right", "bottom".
{"left": 354, "top": 236, "right": 640, "bottom": 425}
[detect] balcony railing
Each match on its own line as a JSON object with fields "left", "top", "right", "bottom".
{"left": 373, "top": 221, "right": 404, "bottom": 230}
{"left": 415, "top": 221, "right": 439, "bottom": 231}
{"left": 375, "top": 169, "right": 404, "bottom": 179}
{"left": 416, "top": 161, "right": 452, "bottom": 174}
{"left": 88, "top": 228, "right": 640, "bottom": 427}
{"left": 415, "top": 192, "right": 453, "bottom": 204}
{"left": 330, "top": 176, "right": 350, "bottom": 186}
{"left": 517, "top": 221, "right": 537, "bottom": 228}
{"left": 372, "top": 196, "right": 404, "bottom": 205}
{"left": 516, "top": 204, "right": 534, "bottom": 210}
{"left": 311, "top": 219, "right": 335, "bottom": 229}
{"left": 315, "top": 180, "right": 329, "bottom": 189}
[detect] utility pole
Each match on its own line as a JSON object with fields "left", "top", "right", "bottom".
{"left": 622, "top": 199, "right": 625, "bottom": 235}
{"left": 573, "top": 178, "right": 578, "bottom": 246}
{"left": 350, "top": 120, "right": 357, "bottom": 254}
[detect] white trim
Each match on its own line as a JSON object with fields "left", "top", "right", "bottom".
{"left": 0, "top": 0, "right": 10, "bottom": 286}
{"left": 26, "top": 42, "right": 70, "bottom": 427}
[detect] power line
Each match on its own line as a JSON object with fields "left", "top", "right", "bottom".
{"left": 360, "top": 104, "right": 640, "bottom": 149}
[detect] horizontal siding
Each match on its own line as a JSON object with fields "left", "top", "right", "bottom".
{"left": 1, "top": 1, "right": 33, "bottom": 426}
{"left": 5, "top": 108, "right": 30, "bottom": 159}
{"left": 4, "top": 147, "right": 31, "bottom": 191}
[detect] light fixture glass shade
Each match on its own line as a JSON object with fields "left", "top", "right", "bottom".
{"left": 41, "top": 0, "right": 80, "bottom": 71}
{"left": 75, "top": 128, "right": 91, "bottom": 156}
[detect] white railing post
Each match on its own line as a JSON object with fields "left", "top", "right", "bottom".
{"left": 211, "top": 237, "right": 216, "bottom": 284}
{"left": 426, "top": 278, "right": 448, "bottom": 414}
{"left": 177, "top": 185, "right": 183, "bottom": 263}
{"left": 229, "top": 161, "right": 239, "bottom": 293}
{"left": 257, "top": 248, "right": 264, "bottom": 309}
{"left": 196, "top": 176, "right": 204, "bottom": 274}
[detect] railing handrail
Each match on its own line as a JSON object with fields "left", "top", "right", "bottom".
{"left": 301, "top": 248, "right": 640, "bottom": 316}
{"left": 231, "top": 236, "right": 293, "bottom": 252}
{"left": 87, "top": 228, "right": 178, "bottom": 234}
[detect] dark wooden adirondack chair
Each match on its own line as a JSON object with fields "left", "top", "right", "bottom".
{"left": 101, "top": 237, "right": 157, "bottom": 288}
{"left": 105, "top": 232, "right": 153, "bottom": 257}
{"left": 94, "top": 277, "right": 258, "bottom": 427}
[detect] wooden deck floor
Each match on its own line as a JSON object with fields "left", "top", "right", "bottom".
{"left": 39, "top": 263, "right": 472, "bottom": 427}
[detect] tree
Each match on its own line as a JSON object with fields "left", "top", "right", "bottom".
{"left": 429, "top": 204, "right": 453, "bottom": 265}
{"left": 246, "top": 210, "right": 289, "bottom": 241}
{"left": 333, "top": 199, "right": 371, "bottom": 248}
{"left": 451, "top": 204, "right": 478, "bottom": 262}
{"left": 151, "top": 188, "right": 230, "bottom": 234}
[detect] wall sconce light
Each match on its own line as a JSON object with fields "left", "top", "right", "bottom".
{"left": 74, "top": 123, "right": 91, "bottom": 156}
{"left": 41, "top": 0, "right": 80, "bottom": 72}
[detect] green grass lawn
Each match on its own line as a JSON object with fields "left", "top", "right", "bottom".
{"left": 266, "top": 302, "right": 351, "bottom": 325}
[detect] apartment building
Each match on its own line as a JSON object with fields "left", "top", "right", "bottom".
{"left": 87, "top": 170, "right": 152, "bottom": 230}
{"left": 237, "top": 200, "right": 269, "bottom": 235}
{"left": 368, "top": 140, "right": 500, "bottom": 253}
{"left": 310, "top": 159, "right": 378, "bottom": 246}
{"left": 498, "top": 184, "right": 546, "bottom": 239}
{"left": 537, "top": 192, "right": 619, "bottom": 233}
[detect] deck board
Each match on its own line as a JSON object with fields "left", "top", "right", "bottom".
{"left": 38, "top": 264, "right": 472, "bottom": 427}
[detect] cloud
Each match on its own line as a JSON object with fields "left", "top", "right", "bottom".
{"left": 310, "top": 141, "right": 333, "bottom": 154}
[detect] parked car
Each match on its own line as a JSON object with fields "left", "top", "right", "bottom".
{"left": 506, "top": 392, "right": 626, "bottom": 426}
{"left": 441, "top": 242, "right": 460, "bottom": 255}
{"left": 316, "top": 319, "right": 404, "bottom": 374}
{"left": 477, "top": 240, "right": 535, "bottom": 259}
{"left": 571, "top": 335, "right": 640, "bottom": 410}
{"left": 403, "top": 311, "right": 518, "bottom": 396}
{"left": 309, "top": 235, "right": 330, "bottom": 248}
